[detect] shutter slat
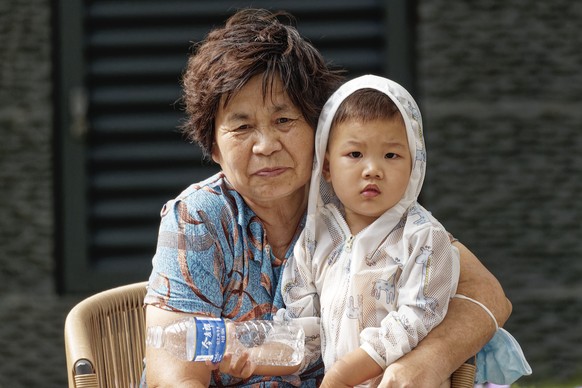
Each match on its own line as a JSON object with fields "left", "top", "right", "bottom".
{"left": 90, "top": 57, "right": 187, "bottom": 77}
{"left": 91, "top": 85, "right": 180, "bottom": 106}
{"left": 89, "top": 27, "right": 209, "bottom": 49}
{"left": 92, "top": 113, "right": 182, "bottom": 135}
{"left": 92, "top": 197, "right": 167, "bottom": 220}
{"left": 88, "top": 0, "right": 381, "bottom": 20}
{"left": 93, "top": 226, "right": 158, "bottom": 249}
{"left": 90, "top": 142, "right": 203, "bottom": 163}
{"left": 91, "top": 168, "right": 217, "bottom": 191}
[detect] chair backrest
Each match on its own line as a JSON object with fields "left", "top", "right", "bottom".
{"left": 452, "top": 357, "right": 476, "bottom": 388}
{"left": 64, "top": 281, "right": 148, "bottom": 388}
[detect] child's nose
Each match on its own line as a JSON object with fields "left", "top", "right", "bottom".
{"left": 363, "top": 161, "right": 383, "bottom": 179}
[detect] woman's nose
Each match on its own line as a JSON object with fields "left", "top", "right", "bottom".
{"left": 252, "top": 127, "right": 283, "bottom": 155}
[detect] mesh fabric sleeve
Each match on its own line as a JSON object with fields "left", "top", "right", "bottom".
{"left": 360, "top": 227, "right": 460, "bottom": 368}
{"left": 279, "top": 231, "right": 322, "bottom": 373}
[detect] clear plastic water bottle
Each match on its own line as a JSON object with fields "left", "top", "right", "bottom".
{"left": 146, "top": 317, "right": 305, "bottom": 366}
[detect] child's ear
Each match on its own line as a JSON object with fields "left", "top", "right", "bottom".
{"left": 322, "top": 153, "right": 332, "bottom": 182}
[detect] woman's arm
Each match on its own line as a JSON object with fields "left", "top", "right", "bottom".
{"left": 145, "top": 306, "right": 212, "bottom": 388}
{"left": 146, "top": 307, "right": 301, "bottom": 385}
{"left": 378, "top": 241, "right": 512, "bottom": 388}
{"left": 452, "top": 241, "right": 512, "bottom": 328}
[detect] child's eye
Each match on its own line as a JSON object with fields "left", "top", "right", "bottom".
{"left": 348, "top": 151, "right": 362, "bottom": 158}
{"left": 385, "top": 152, "right": 398, "bottom": 159}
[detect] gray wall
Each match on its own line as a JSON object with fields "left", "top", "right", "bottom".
{"left": 0, "top": 0, "right": 580, "bottom": 386}
{"left": 0, "top": 0, "right": 79, "bottom": 386}
{"left": 419, "top": 2, "right": 582, "bottom": 384}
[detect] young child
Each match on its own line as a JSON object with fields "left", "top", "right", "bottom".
{"left": 278, "top": 74, "right": 460, "bottom": 386}
{"left": 278, "top": 75, "right": 530, "bottom": 387}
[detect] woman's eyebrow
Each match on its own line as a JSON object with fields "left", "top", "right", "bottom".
{"left": 225, "top": 112, "right": 250, "bottom": 122}
{"left": 270, "top": 99, "right": 298, "bottom": 114}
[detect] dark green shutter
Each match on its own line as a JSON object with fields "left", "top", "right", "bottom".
{"left": 54, "top": 0, "right": 415, "bottom": 293}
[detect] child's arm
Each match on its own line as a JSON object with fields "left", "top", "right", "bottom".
{"left": 379, "top": 241, "right": 512, "bottom": 387}
{"left": 359, "top": 227, "right": 460, "bottom": 373}
{"left": 317, "top": 228, "right": 460, "bottom": 388}
{"left": 320, "top": 348, "right": 383, "bottom": 387}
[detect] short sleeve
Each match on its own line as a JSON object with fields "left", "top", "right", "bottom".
{"left": 144, "top": 194, "right": 230, "bottom": 317}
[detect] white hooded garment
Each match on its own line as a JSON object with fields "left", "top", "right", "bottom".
{"left": 280, "top": 75, "right": 460, "bottom": 386}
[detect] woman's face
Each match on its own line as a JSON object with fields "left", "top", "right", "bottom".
{"left": 212, "top": 74, "right": 315, "bottom": 207}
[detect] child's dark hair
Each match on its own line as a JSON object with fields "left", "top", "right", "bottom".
{"left": 331, "top": 88, "right": 402, "bottom": 128}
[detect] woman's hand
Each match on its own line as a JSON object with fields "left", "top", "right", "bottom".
{"left": 378, "top": 360, "right": 448, "bottom": 388}
{"left": 206, "top": 352, "right": 257, "bottom": 380}
{"left": 210, "top": 346, "right": 301, "bottom": 380}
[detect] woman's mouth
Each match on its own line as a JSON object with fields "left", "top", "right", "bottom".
{"left": 254, "top": 167, "right": 288, "bottom": 177}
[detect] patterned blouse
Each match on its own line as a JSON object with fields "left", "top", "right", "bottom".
{"left": 144, "top": 172, "right": 322, "bottom": 387}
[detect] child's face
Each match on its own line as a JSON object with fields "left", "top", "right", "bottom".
{"left": 323, "top": 116, "right": 412, "bottom": 232}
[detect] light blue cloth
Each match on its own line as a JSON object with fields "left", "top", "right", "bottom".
{"left": 475, "top": 328, "right": 532, "bottom": 385}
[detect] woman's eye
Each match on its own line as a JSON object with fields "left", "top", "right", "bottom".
{"left": 385, "top": 152, "right": 398, "bottom": 159}
{"left": 276, "top": 117, "right": 291, "bottom": 124}
{"left": 235, "top": 124, "right": 250, "bottom": 131}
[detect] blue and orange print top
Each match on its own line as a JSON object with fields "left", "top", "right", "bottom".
{"left": 144, "top": 172, "right": 322, "bottom": 387}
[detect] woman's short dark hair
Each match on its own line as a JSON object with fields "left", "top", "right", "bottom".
{"left": 181, "top": 8, "right": 344, "bottom": 157}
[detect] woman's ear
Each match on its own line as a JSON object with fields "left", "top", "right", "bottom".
{"left": 322, "top": 153, "right": 332, "bottom": 182}
{"left": 210, "top": 143, "right": 221, "bottom": 165}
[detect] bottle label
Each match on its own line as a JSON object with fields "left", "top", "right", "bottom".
{"left": 194, "top": 317, "right": 227, "bottom": 363}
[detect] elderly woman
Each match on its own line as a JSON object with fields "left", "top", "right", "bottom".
{"left": 144, "top": 8, "right": 511, "bottom": 388}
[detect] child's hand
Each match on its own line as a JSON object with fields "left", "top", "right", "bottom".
{"left": 321, "top": 348, "right": 383, "bottom": 387}
{"left": 206, "top": 352, "right": 257, "bottom": 380}
{"left": 319, "top": 368, "right": 352, "bottom": 388}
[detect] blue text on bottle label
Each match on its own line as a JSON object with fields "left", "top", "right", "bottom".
{"left": 194, "top": 317, "right": 227, "bottom": 363}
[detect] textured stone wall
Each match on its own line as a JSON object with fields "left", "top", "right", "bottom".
{"left": 418, "top": 1, "right": 582, "bottom": 384}
{"left": 0, "top": 0, "right": 580, "bottom": 386}
{"left": 0, "top": 0, "right": 76, "bottom": 386}
{"left": 0, "top": 0, "right": 53, "bottom": 293}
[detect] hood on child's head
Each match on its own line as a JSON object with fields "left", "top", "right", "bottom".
{"left": 309, "top": 74, "right": 425, "bottom": 220}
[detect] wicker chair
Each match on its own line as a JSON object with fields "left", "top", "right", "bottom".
{"left": 64, "top": 281, "right": 475, "bottom": 387}
{"left": 64, "top": 281, "right": 148, "bottom": 388}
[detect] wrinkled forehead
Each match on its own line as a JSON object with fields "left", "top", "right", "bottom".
{"left": 220, "top": 72, "right": 289, "bottom": 108}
